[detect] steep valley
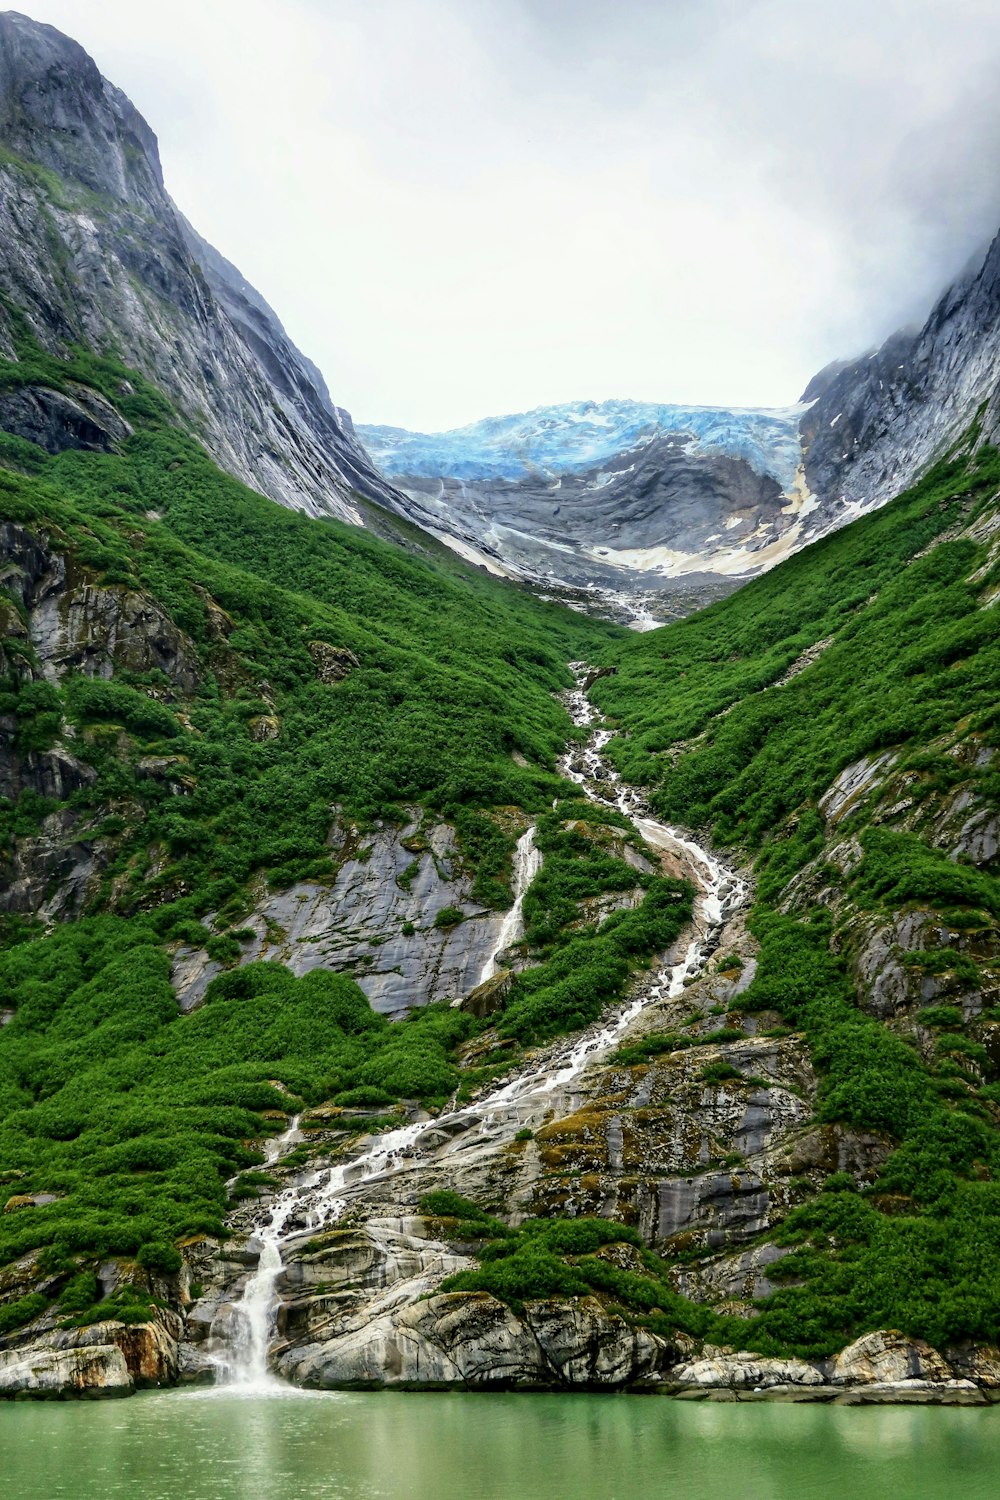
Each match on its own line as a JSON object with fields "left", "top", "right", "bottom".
{"left": 0, "top": 8, "right": 999, "bottom": 1412}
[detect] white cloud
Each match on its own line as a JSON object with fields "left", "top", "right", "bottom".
{"left": 20, "top": 0, "right": 1000, "bottom": 429}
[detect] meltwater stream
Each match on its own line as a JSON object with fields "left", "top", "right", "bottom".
{"left": 214, "top": 665, "right": 748, "bottom": 1386}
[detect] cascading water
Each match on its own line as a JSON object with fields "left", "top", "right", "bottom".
{"left": 213, "top": 664, "right": 748, "bottom": 1384}
{"left": 478, "top": 826, "right": 542, "bottom": 985}
{"left": 210, "top": 1116, "right": 304, "bottom": 1389}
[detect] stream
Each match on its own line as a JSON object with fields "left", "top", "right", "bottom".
{"left": 210, "top": 665, "right": 748, "bottom": 1387}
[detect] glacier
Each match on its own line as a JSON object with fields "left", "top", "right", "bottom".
{"left": 359, "top": 398, "right": 811, "bottom": 493}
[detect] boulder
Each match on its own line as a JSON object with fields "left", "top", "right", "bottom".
{"left": 0, "top": 1343, "right": 133, "bottom": 1398}
{"left": 308, "top": 641, "right": 360, "bottom": 684}
{"left": 670, "top": 1352, "right": 825, "bottom": 1391}
{"left": 830, "top": 1330, "right": 952, "bottom": 1385}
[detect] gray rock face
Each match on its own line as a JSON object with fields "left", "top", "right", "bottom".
{"left": 2, "top": 519, "right": 200, "bottom": 687}
{"left": 173, "top": 815, "right": 520, "bottom": 1016}
{"left": 0, "top": 12, "right": 403, "bottom": 525}
{"left": 802, "top": 229, "right": 1000, "bottom": 511}
{"left": 279, "top": 1285, "right": 669, "bottom": 1390}
{"left": 0, "top": 383, "right": 132, "bottom": 453}
{"left": 0, "top": 1309, "right": 181, "bottom": 1399}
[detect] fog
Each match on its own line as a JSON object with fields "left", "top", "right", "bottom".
{"left": 21, "top": 0, "right": 1000, "bottom": 427}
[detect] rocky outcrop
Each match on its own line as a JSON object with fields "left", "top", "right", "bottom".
{"left": 829, "top": 1329, "right": 951, "bottom": 1385}
{"left": 802, "top": 226, "right": 1000, "bottom": 519}
{"left": 0, "top": 383, "right": 131, "bottom": 454}
{"left": 282, "top": 1291, "right": 669, "bottom": 1390}
{"left": 0, "top": 1310, "right": 181, "bottom": 1399}
{"left": 0, "top": 804, "right": 104, "bottom": 918}
{"left": 172, "top": 814, "right": 520, "bottom": 1016}
{"left": 2, "top": 520, "right": 200, "bottom": 688}
{"left": 0, "top": 518, "right": 204, "bottom": 916}
{"left": 666, "top": 1331, "right": 990, "bottom": 1404}
{"left": 307, "top": 641, "right": 360, "bottom": 684}
{"left": 0, "top": 1343, "right": 133, "bottom": 1398}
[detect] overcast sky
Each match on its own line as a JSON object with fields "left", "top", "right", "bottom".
{"left": 22, "top": 0, "right": 1000, "bottom": 429}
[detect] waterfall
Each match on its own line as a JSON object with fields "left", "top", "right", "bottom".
{"left": 211, "top": 1116, "right": 303, "bottom": 1390}
{"left": 211, "top": 664, "right": 748, "bottom": 1383}
{"left": 478, "top": 826, "right": 543, "bottom": 985}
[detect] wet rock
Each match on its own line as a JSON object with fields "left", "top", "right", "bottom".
{"left": 172, "top": 816, "right": 517, "bottom": 1016}
{"left": 831, "top": 1378, "right": 986, "bottom": 1406}
{"left": 65, "top": 1311, "right": 182, "bottom": 1387}
{"left": 671, "top": 1352, "right": 825, "bottom": 1390}
{"left": 523, "top": 1297, "right": 665, "bottom": 1385}
{"left": 775, "top": 1123, "right": 892, "bottom": 1184}
{"left": 951, "top": 809, "right": 1000, "bottom": 866}
{"left": 945, "top": 1343, "right": 1000, "bottom": 1389}
{"left": 457, "top": 969, "right": 516, "bottom": 1018}
{"left": 818, "top": 752, "right": 898, "bottom": 827}
{"left": 0, "top": 1343, "right": 133, "bottom": 1399}
{"left": 0, "top": 1310, "right": 180, "bottom": 1398}
{"left": 673, "top": 1242, "right": 797, "bottom": 1303}
{"left": 280, "top": 1291, "right": 668, "bottom": 1390}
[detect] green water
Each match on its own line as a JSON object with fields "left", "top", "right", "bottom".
{"left": 2, "top": 1389, "right": 998, "bottom": 1500}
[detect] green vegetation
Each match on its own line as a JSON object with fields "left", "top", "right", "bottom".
{"left": 593, "top": 446, "right": 1000, "bottom": 848}
{"left": 0, "top": 330, "right": 640, "bottom": 1281}
{"left": 438, "top": 1211, "right": 752, "bottom": 1347}
{"left": 585, "top": 441, "right": 1000, "bottom": 1356}
{"left": 3, "top": 303, "right": 1000, "bottom": 1366}
{"left": 498, "top": 805, "right": 692, "bottom": 1042}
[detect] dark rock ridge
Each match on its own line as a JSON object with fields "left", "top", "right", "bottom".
{"left": 0, "top": 10, "right": 403, "bottom": 523}
{"left": 802, "top": 229, "right": 1000, "bottom": 511}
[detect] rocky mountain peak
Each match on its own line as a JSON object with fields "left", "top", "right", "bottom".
{"left": 0, "top": 10, "right": 403, "bottom": 523}
{"left": 0, "top": 11, "right": 162, "bottom": 204}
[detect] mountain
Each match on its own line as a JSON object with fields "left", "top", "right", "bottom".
{"left": 802, "top": 230, "right": 1000, "bottom": 509}
{"left": 0, "top": 10, "right": 400, "bottom": 523}
{"left": 361, "top": 232, "right": 1000, "bottom": 622}
{"left": 1, "top": 9, "right": 1000, "bottom": 1406}
{"left": 361, "top": 399, "right": 815, "bottom": 622}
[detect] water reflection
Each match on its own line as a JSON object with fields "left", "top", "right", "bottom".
{"left": 1, "top": 1391, "right": 999, "bottom": 1500}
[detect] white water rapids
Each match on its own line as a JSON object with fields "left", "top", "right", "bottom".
{"left": 212, "top": 664, "right": 748, "bottom": 1388}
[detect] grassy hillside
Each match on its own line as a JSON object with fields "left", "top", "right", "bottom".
{"left": 583, "top": 443, "right": 1000, "bottom": 1354}
{"left": 0, "top": 330, "right": 698, "bottom": 1288}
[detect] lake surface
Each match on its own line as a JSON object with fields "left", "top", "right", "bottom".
{"left": 2, "top": 1388, "right": 999, "bottom": 1500}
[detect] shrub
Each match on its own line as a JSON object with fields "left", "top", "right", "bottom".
{"left": 136, "top": 1241, "right": 183, "bottom": 1275}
